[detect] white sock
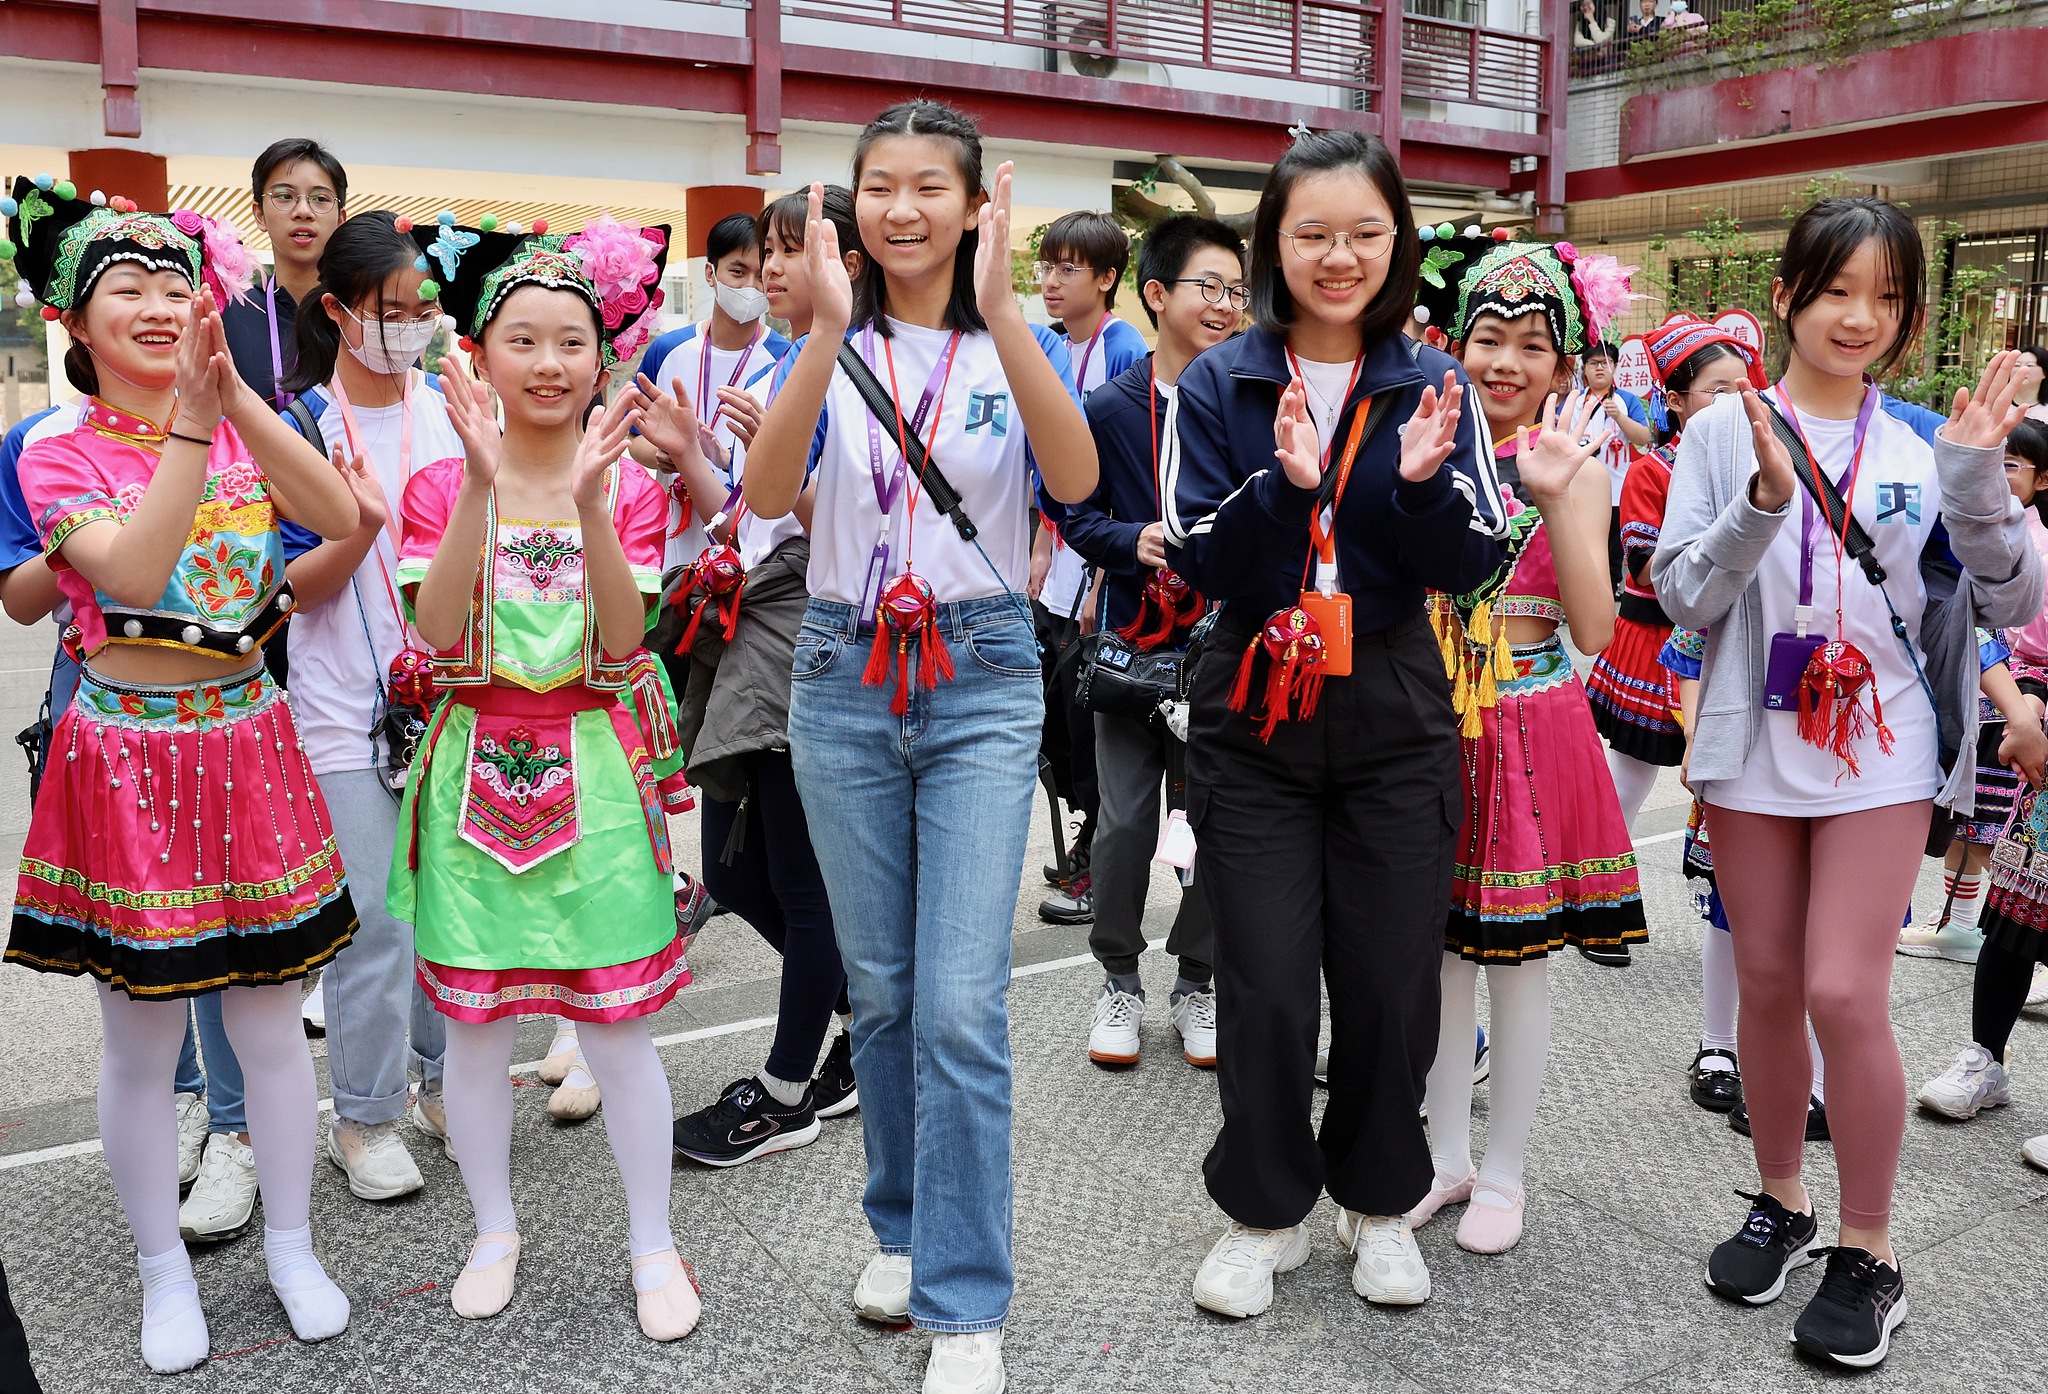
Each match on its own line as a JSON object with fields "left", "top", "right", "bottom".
{"left": 1808, "top": 1023, "right": 1826, "bottom": 1106}
{"left": 758, "top": 1071, "right": 806, "bottom": 1107}
{"left": 137, "top": 1244, "right": 209, "bottom": 1374}
{"left": 1701, "top": 927, "right": 1739, "bottom": 1057}
{"left": 1946, "top": 870, "right": 1986, "bottom": 931}
{"left": 1474, "top": 960, "right": 1551, "bottom": 1203}
{"left": 264, "top": 1223, "right": 349, "bottom": 1341}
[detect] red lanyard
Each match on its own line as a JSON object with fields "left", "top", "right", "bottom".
{"left": 1283, "top": 348, "right": 1365, "bottom": 590}
{"left": 880, "top": 333, "right": 961, "bottom": 565}
{"left": 326, "top": 371, "right": 413, "bottom": 640}
{"left": 1283, "top": 348, "right": 1366, "bottom": 472}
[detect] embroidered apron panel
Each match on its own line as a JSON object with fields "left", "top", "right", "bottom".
{"left": 459, "top": 713, "right": 581, "bottom": 873}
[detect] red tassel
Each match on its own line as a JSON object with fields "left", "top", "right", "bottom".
{"left": 862, "top": 625, "right": 894, "bottom": 689}
{"left": 1227, "top": 640, "right": 1259, "bottom": 713}
{"left": 890, "top": 641, "right": 912, "bottom": 715}
{"left": 675, "top": 596, "right": 712, "bottom": 654}
{"left": 1293, "top": 667, "right": 1325, "bottom": 724}
{"left": 717, "top": 589, "right": 743, "bottom": 642}
{"left": 1253, "top": 642, "right": 1299, "bottom": 743}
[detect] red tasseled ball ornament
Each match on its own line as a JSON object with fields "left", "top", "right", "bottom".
{"left": 1226, "top": 605, "right": 1327, "bottom": 743}
{"left": 862, "top": 572, "right": 953, "bottom": 715}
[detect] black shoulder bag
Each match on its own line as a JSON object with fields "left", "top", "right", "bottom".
{"left": 836, "top": 340, "right": 978, "bottom": 543}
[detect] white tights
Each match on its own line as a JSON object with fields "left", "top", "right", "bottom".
{"left": 1605, "top": 747, "right": 1662, "bottom": 833}
{"left": 99, "top": 981, "right": 344, "bottom": 1365}
{"left": 441, "top": 1016, "right": 677, "bottom": 1264}
{"left": 1424, "top": 954, "right": 1550, "bottom": 1198}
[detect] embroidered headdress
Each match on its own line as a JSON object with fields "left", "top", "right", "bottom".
{"left": 1453, "top": 239, "right": 1637, "bottom": 357}
{"left": 1638, "top": 314, "right": 1767, "bottom": 433}
{"left": 407, "top": 211, "right": 670, "bottom": 369}
{"left": 3, "top": 174, "right": 256, "bottom": 315}
{"left": 1411, "top": 224, "right": 1499, "bottom": 333}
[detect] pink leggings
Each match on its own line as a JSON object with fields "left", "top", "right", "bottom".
{"left": 1705, "top": 799, "right": 1925, "bottom": 1230}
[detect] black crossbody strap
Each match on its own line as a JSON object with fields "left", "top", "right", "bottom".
{"left": 1761, "top": 399, "right": 1885, "bottom": 587}
{"left": 1317, "top": 394, "right": 1395, "bottom": 510}
{"left": 835, "top": 339, "right": 979, "bottom": 543}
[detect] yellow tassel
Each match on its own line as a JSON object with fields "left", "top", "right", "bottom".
{"left": 1492, "top": 622, "right": 1516, "bottom": 683}
{"left": 1477, "top": 653, "right": 1499, "bottom": 710}
{"left": 1431, "top": 600, "right": 1459, "bottom": 679}
{"left": 1460, "top": 691, "right": 1485, "bottom": 738}
{"left": 1451, "top": 643, "right": 1472, "bottom": 714}
{"left": 1468, "top": 599, "right": 1492, "bottom": 650}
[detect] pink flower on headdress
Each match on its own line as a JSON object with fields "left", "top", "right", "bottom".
{"left": 1569, "top": 253, "right": 1638, "bottom": 343}
{"left": 1554, "top": 241, "right": 1579, "bottom": 263}
{"left": 611, "top": 321, "right": 652, "bottom": 363}
{"left": 567, "top": 215, "right": 659, "bottom": 306}
{"left": 178, "top": 212, "right": 258, "bottom": 305}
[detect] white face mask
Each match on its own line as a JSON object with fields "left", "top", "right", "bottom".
{"left": 343, "top": 305, "right": 438, "bottom": 376}
{"left": 714, "top": 280, "right": 769, "bottom": 325}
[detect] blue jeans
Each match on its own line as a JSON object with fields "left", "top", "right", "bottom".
{"left": 788, "top": 596, "right": 1041, "bottom": 1333}
{"left": 174, "top": 996, "right": 246, "bottom": 1133}
{"left": 318, "top": 768, "right": 445, "bottom": 1122}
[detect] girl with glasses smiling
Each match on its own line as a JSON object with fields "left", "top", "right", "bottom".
{"left": 1163, "top": 129, "right": 1506, "bottom": 1319}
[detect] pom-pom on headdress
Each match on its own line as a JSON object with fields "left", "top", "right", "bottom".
{"left": 2, "top": 174, "right": 213, "bottom": 314}
{"left": 1412, "top": 223, "right": 1501, "bottom": 335}
{"left": 1452, "top": 238, "right": 1639, "bottom": 356}
{"left": 411, "top": 210, "right": 671, "bottom": 369}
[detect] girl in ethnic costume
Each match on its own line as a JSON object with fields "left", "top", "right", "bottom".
{"left": 1587, "top": 317, "right": 1766, "bottom": 828}
{"left": 2, "top": 177, "right": 363, "bottom": 1373}
{"left": 1419, "top": 239, "right": 1646, "bottom": 1254}
{"left": 386, "top": 214, "right": 701, "bottom": 1339}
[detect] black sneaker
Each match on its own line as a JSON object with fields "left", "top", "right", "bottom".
{"left": 1705, "top": 1189, "right": 1822, "bottom": 1304}
{"left": 1577, "top": 942, "right": 1632, "bottom": 967}
{"left": 1730, "top": 1095, "right": 1830, "bottom": 1141}
{"left": 672, "top": 1077, "right": 821, "bottom": 1167}
{"left": 1792, "top": 1247, "right": 1907, "bottom": 1368}
{"left": 813, "top": 1033, "right": 859, "bottom": 1120}
{"left": 1690, "top": 1046, "right": 1742, "bottom": 1113}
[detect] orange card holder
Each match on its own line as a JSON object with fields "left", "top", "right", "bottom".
{"left": 1298, "top": 590, "right": 1353, "bottom": 676}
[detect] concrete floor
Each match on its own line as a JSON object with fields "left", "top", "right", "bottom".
{"left": 1, "top": 617, "right": 2046, "bottom": 1393}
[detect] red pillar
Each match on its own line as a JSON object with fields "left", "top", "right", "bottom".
{"left": 66, "top": 148, "right": 168, "bottom": 213}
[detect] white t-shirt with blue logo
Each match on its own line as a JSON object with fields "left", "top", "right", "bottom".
{"left": 1705, "top": 405, "right": 1943, "bottom": 817}
{"left": 797, "top": 318, "right": 1077, "bottom": 610}
{"left": 1041, "top": 315, "right": 1149, "bottom": 620}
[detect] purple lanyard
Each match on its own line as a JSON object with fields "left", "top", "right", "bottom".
{"left": 858, "top": 324, "right": 961, "bottom": 610}
{"left": 1769, "top": 384, "right": 1877, "bottom": 618}
{"left": 265, "top": 277, "right": 292, "bottom": 409}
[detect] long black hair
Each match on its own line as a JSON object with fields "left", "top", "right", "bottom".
{"left": 1773, "top": 196, "right": 1925, "bottom": 378}
{"left": 1248, "top": 130, "right": 1418, "bottom": 346}
{"left": 850, "top": 100, "right": 987, "bottom": 339}
{"left": 283, "top": 210, "right": 422, "bottom": 394}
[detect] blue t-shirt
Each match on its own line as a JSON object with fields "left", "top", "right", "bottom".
{"left": 0, "top": 408, "right": 61, "bottom": 575}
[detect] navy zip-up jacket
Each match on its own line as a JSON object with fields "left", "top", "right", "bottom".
{"left": 1162, "top": 326, "right": 1509, "bottom": 632}
{"left": 1061, "top": 353, "right": 1171, "bottom": 632}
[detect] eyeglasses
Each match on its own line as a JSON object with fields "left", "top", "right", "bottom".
{"left": 1032, "top": 261, "right": 1095, "bottom": 285}
{"left": 264, "top": 186, "right": 339, "bottom": 214}
{"left": 1165, "top": 276, "right": 1250, "bottom": 311}
{"left": 1674, "top": 385, "right": 1742, "bottom": 401}
{"left": 2006, "top": 460, "right": 2037, "bottom": 472}
{"left": 1280, "top": 222, "right": 1395, "bottom": 263}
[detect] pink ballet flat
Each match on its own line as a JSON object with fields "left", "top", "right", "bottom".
{"left": 633, "top": 1249, "right": 702, "bottom": 1341}
{"left": 1404, "top": 1167, "right": 1477, "bottom": 1229}
{"left": 1455, "top": 1179, "right": 1525, "bottom": 1254}
{"left": 451, "top": 1232, "right": 521, "bottom": 1319}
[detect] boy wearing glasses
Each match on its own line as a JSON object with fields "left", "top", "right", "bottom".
{"left": 224, "top": 138, "right": 348, "bottom": 409}
{"left": 1062, "top": 215, "right": 1246, "bottom": 1068}
{"left": 1032, "top": 212, "right": 1149, "bottom": 927}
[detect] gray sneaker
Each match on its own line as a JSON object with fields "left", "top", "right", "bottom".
{"left": 326, "top": 1116, "right": 425, "bottom": 1201}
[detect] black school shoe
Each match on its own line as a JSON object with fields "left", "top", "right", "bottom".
{"left": 1792, "top": 1247, "right": 1907, "bottom": 1369}
{"left": 1578, "top": 942, "right": 1632, "bottom": 967}
{"left": 672, "top": 1077, "right": 822, "bottom": 1167}
{"left": 1730, "top": 1095, "right": 1830, "bottom": 1142}
{"left": 813, "top": 1033, "right": 859, "bottom": 1119}
{"left": 1705, "top": 1190, "right": 1822, "bottom": 1304}
{"left": 1689, "top": 1047, "right": 1742, "bottom": 1112}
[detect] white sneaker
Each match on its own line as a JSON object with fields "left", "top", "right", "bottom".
{"left": 1896, "top": 922, "right": 1984, "bottom": 963}
{"left": 2023, "top": 1134, "right": 2048, "bottom": 1172}
{"left": 1314, "top": 1047, "right": 1329, "bottom": 1086}
{"left": 174, "top": 1092, "right": 208, "bottom": 1186}
{"left": 853, "top": 1252, "right": 912, "bottom": 1324}
{"left": 1916, "top": 1043, "right": 2011, "bottom": 1120}
{"left": 1190, "top": 1221, "right": 1310, "bottom": 1318}
{"left": 2027, "top": 962, "right": 2048, "bottom": 1009}
{"left": 1170, "top": 987, "right": 1217, "bottom": 1068}
{"left": 1347, "top": 1212, "right": 1431, "bottom": 1304}
{"left": 180, "top": 1133, "right": 258, "bottom": 1242}
{"left": 409, "top": 1085, "right": 457, "bottom": 1163}
{"left": 300, "top": 971, "right": 326, "bottom": 1036}
{"left": 924, "top": 1330, "right": 1005, "bottom": 1394}
{"left": 325, "top": 1116, "right": 425, "bottom": 1201}
{"left": 1088, "top": 985, "right": 1144, "bottom": 1067}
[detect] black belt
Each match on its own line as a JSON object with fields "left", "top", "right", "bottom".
{"left": 80, "top": 582, "right": 297, "bottom": 661}
{"left": 1617, "top": 591, "right": 1669, "bottom": 628}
